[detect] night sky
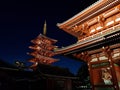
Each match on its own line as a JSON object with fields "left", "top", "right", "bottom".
{"left": 0, "top": 0, "right": 97, "bottom": 75}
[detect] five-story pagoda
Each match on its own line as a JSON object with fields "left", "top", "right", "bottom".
{"left": 28, "top": 22, "right": 58, "bottom": 69}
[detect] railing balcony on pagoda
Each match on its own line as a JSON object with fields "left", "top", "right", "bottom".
{"left": 28, "top": 50, "right": 55, "bottom": 57}
{"left": 31, "top": 34, "right": 57, "bottom": 45}
{"left": 29, "top": 43, "right": 57, "bottom": 51}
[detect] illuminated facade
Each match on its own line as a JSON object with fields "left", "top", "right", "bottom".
{"left": 55, "top": 0, "right": 120, "bottom": 90}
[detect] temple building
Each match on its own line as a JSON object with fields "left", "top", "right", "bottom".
{"left": 55, "top": 0, "right": 120, "bottom": 90}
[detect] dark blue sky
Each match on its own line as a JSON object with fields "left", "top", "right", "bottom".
{"left": 0, "top": 0, "right": 97, "bottom": 75}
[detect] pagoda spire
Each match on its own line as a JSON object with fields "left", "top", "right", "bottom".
{"left": 43, "top": 20, "right": 47, "bottom": 35}
{"left": 28, "top": 22, "right": 58, "bottom": 69}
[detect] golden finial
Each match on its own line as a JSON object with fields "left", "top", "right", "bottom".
{"left": 43, "top": 20, "right": 47, "bottom": 35}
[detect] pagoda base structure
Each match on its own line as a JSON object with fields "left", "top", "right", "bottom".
{"left": 55, "top": 0, "right": 120, "bottom": 90}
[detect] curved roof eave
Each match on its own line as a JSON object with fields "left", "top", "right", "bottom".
{"left": 57, "top": 0, "right": 103, "bottom": 27}
{"left": 57, "top": 0, "right": 119, "bottom": 29}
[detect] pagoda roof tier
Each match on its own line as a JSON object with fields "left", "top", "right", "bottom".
{"left": 30, "top": 39, "right": 53, "bottom": 45}
{"left": 28, "top": 57, "right": 58, "bottom": 65}
{"left": 31, "top": 34, "right": 57, "bottom": 44}
{"left": 29, "top": 62, "right": 38, "bottom": 68}
{"left": 29, "top": 45, "right": 42, "bottom": 50}
{"left": 57, "top": 0, "right": 120, "bottom": 38}
{"left": 29, "top": 44, "right": 57, "bottom": 51}
{"left": 38, "top": 59, "right": 58, "bottom": 64}
{"left": 28, "top": 54, "right": 59, "bottom": 62}
{"left": 28, "top": 50, "right": 55, "bottom": 57}
{"left": 28, "top": 58, "right": 38, "bottom": 63}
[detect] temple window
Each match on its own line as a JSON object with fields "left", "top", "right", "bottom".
{"left": 90, "top": 29, "right": 95, "bottom": 33}
{"left": 89, "top": 25, "right": 96, "bottom": 34}
{"left": 105, "top": 18, "right": 114, "bottom": 26}
{"left": 96, "top": 26, "right": 103, "bottom": 31}
{"left": 90, "top": 54, "right": 98, "bottom": 62}
{"left": 115, "top": 18, "right": 120, "bottom": 22}
{"left": 112, "top": 48, "right": 120, "bottom": 58}
{"left": 115, "top": 13, "right": 120, "bottom": 23}
{"left": 99, "top": 56, "right": 108, "bottom": 61}
{"left": 99, "top": 52, "right": 108, "bottom": 61}
{"left": 93, "top": 23, "right": 103, "bottom": 34}
{"left": 106, "top": 21, "right": 114, "bottom": 26}
{"left": 112, "top": 53, "right": 120, "bottom": 58}
{"left": 91, "top": 58, "right": 98, "bottom": 62}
